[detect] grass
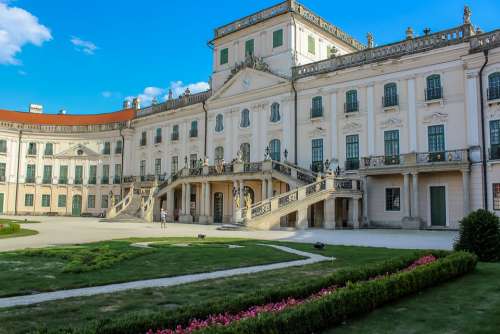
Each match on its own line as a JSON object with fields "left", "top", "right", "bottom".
{"left": 323, "top": 262, "right": 500, "bottom": 334}
{"left": 0, "top": 243, "right": 417, "bottom": 334}
{"left": 0, "top": 228, "right": 38, "bottom": 239}
{"left": 0, "top": 218, "right": 40, "bottom": 224}
{"left": 0, "top": 220, "right": 38, "bottom": 239}
{"left": 0, "top": 237, "right": 303, "bottom": 297}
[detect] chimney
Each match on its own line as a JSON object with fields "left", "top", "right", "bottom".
{"left": 123, "top": 99, "right": 131, "bottom": 109}
{"left": 29, "top": 104, "right": 43, "bottom": 114}
{"left": 132, "top": 97, "right": 141, "bottom": 110}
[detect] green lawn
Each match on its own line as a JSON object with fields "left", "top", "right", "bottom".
{"left": 324, "top": 262, "right": 500, "bottom": 334}
{"left": 0, "top": 243, "right": 417, "bottom": 334}
{"left": 0, "top": 237, "right": 303, "bottom": 297}
{"left": 0, "top": 218, "right": 40, "bottom": 224}
{"left": 0, "top": 228, "right": 38, "bottom": 239}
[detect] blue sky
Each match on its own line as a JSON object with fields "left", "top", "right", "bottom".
{"left": 1, "top": 0, "right": 499, "bottom": 115}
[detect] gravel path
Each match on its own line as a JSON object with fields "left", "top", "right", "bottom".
{"left": 0, "top": 244, "right": 333, "bottom": 308}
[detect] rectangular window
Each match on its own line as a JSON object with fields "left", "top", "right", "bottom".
{"left": 490, "top": 120, "right": 500, "bottom": 160}
{"left": 0, "top": 139, "right": 6, "bottom": 153}
{"left": 220, "top": 48, "right": 228, "bottom": 65}
{"left": 190, "top": 154, "right": 198, "bottom": 169}
{"left": 0, "top": 162, "right": 6, "bottom": 181}
{"left": 384, "top": 130, "right": 400, "bottom": 165}
{"left": 428, "top": 125, "right": 445, "bottom": 153}
{"left": 102, "top": 165, "right": 109, "bottom": 184}
{"left": 171, "top": 125, "right": 179, "bottom": 141}
{"left": 346, "top": 135, "right": 359, "bottom": 170}
{"left": 58, "top": 195, "right": 66, "bottom": 208}
{"left": 171, "top": 156, "right": 178, "bottom": 174}
{"left": 26, "top": 164, "right": 36, "bottom": 183}
{"left": 89, "top": 165, "right": 97, "bottom": 184}
{"left": 28, "top": 142, "right": 37, "bottom": 155}
{"left": 308, "top": 35, "right": 315, "bottom": 55}
{"left": 273, "top": 29, "right": 283, "bottom": 48}
{"left": 311, "top": 139, "right": 324, "bottom": 172}
{"left": 42, "top": 194, "right": 51, "bottom": 208}
{"left": 140, "top": 160, "right": 146, "bottom": 180}
{"left": 141, "top": 132, "right": 147, "bottom": 146}
{"left": 88, "top": 195, "right": 96, "bottom": 209}
{"left": 245, "top": 39, "right": 254, "bottom": 57}
{"left": 44, "top": 143, "right": 53, "bottom": 156}
{"left": 59, "top": 165, "right": 68, "bottom": 184}
{"left": 493, "top": 183, "right": 500, "bottom": 210}
{"left": 385, "top": 188, "right": 401, "bottom": 211}
{"left": 101, "top": 195, "right": 108, "bottom": 209}
{"left": 114, "top": 164, "right": 122, "bottom": 184}
{"left": 75, "top": 165, "right": 83, "bottom": 184}
{"left": 103, "top": 142, "right": 111, "bottom": 155}
{"left": 155, "top": 159, "right": 161, "bottom": 176}
{"left": 43, "top": 165, "right": 52, "bottom": 184}
{"left": 311, "top": 96, "right": 323, "bottom": 118}
{"left": 190, "top": 121, "right": 198, "bottom": 137}
{"left": 25, "top": 194, "right": 34, "bottom": 207}
{"left": 155, "top": 128, "right": 162, "bottom": 144}
{"left": 115, "top": 140, "right": 123, "bottom": 154}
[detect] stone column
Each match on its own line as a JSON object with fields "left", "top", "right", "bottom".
{"left": 261, "top": 179, "right": 267, "bottom": 200}
{"left": 462, "top": 170, "right": 471, "bottom": 217}
{"left": 181, "top": 183, "right": 186, "bottom": 215}
{"left": 200, "top": 182, "right": 206, "bottom": 216}
{"left": 350, "top": 198, "right": 359, "bottom": 229}
{"left": 411, "top": 172, "right": 419, "bottom": 218}
{"left": 296, "top": 207, "right": 308, "bottom": 230}
{"left": 367, "top": 85, "right": 375, "bottom": 156}
{"left": 403, "top": 173, "right": 411, "bottom": 217}
{"left": 362, "top": 175, "right": 369, "bottom": 224}
{"left": 330, "top": 90, "right": 338, "bottom": 161}
{"left": 185, "top": 183, "right": 191, "bottom": 216}
{"left": 239, "top": 180, "right": 244, "bottom": 205}
{"left": 267, "top": 177, "right": 273, "bottom": 198}
{"left": 324, "top": 197, "right": 336, "bottom": 229}
{"left": 206, "top": 182, "right": 212, "bottom": 220}
{"left": 408, "top": 78, "right": 417, "bottom": 152}
{"left": 167, "top": 189, "right": 174, "bottom": 221}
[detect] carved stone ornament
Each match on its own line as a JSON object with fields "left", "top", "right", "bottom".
{"left": 422, "top": 112, "right": 449, "bottom": 124}
{"left": 225, "top": 54, "right": 271, "bottom": 84}
{"left": 380, "top": 117, "right": 403, "bottom": 129}
{"left": 342, "top": 122, "right": 362, "bottom": 134}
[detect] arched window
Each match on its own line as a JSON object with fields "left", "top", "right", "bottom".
{"left": 383, "top": 83, "right": 398, "bottom": 107}
{"left": 345, "top": 90, "right": 358, "bottom": 113}
{"left": 215, "top": 114, "right": 224, "bottom": 132}
{"left": 426, "top": 74, "right": 442, "bottom": 100}
{"left": 240, "top": 143, "right": 250, "bottom": 163}
{"left": 269, "top": 139, "right": 281, "bottom": 161}
{"left": 240, "top": 109, "right": 250, "bottom": 128}
{"left": 270, "top": 103, "right": 280, "bottom": 122}
{"left": 311, "top": 96, "right": 323, "bottom": 118}
{"left": 488, "top": 72, "right": 500, "bottom": 100}
{"left": 214, "top": 146, "right": 224, "bottom": 164}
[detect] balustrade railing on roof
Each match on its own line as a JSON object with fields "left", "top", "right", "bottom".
{"left": 135, "top": 91, "right": 212, "bottom": 119}
{"left": 469, "top": 29, "right": 500, "bottom": 52}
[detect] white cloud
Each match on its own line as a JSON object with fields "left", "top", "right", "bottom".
{"left": 126, "top": 81, "right": 210, "bottom": 107}
{"left": 0, "top": 2, "right": 52, "bottom": 65}
{"left": 70, "top": 36, "right": 98, "bottom": 55}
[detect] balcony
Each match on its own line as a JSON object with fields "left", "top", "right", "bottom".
{"left": 344, "top": 101, "right": 359, "bottom": 113}
{"left": 88, "top": 177, "right": 97, "bottom": 185}
{"left": 123, "top": 176, "right": 136, "bottom": 183}
{"left": 345, "top": 159, "right": 359, "bottom": 171}
{"left": 113, "top": 176, "right": 122, "bottom": 184}
{"left": 489, "top": 145, "right": 500, "bottom": 160}
{"left": 74, "top": 178, "right": 83, "bottom": 185}
{"left": 25, "top": 177, "right": 35, "bottom": 184}
{"left": 155, "top": 136, "right": 162, "bottom": 144}
{"left": 101, "top": 177, "right": 109, "bottom": 185}
{"left": 310, "top": 106, "right": 323, "bottom": 119}
{"left": 487, "top": 86, "right": 500, "bottom": 102}
{"left": 171, "top": 133, "right": 179, "bottom": 141}
{"left": 425, "top": 87, "right": 443, "bottom": 101}
{"left": 27, "top": 149, "right": 37, "bottom": 156}
{"left": 189, "top": 129, "right": 198, "bottom": 138}
{"left": 382, "top": 95, "right": 398, "bottom": 108}
{"left": 362, "top": 155, "right": 401, "bottom": 169}
{"left": 42, "top": 178, "right": 52, "bottom": 185}
{"left": 58, "top": 178, "right": 68, "bottom": 185}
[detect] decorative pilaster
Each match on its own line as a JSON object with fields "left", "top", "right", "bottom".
{"left": 408, "top": 78, "right": 417, "bottom": 152}
{"left": 462, "top": 170, "right": 471, "bottom": 216}
{"left": 367, "top": 85, "right": 375, "bottom": 156}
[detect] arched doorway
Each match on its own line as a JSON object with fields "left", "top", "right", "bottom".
{"left": 72, "top": 195, "right": 82, "bottom": 216}
{"left": 213, "top": 192, "right": 224, "bottom": 223}
{"left": 243, "top": 186, "right": 254, "bottom": 203}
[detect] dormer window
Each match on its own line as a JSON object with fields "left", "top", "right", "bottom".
{"left": 240, "top": 109, "right": 250, "bottom": 128}
{"left": 245, "top": 39, "right": 254, "bottom": 57}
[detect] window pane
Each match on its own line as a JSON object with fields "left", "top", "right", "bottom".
{"left": 385, "top": 188, "right": 401, "bottom": 211}
{"left": 245, "top": 39, "right": 254, "bottom": 57}
{"left": 273, "top": 29, "right": 283, "bottom": 48}
{"left": 220, "top": 48, "right": 228, "bottom": 65}
{"left": 308, "top": 35, "right": 315, "bottom": 54}
{"left": 269, "top": 139, "right": 281, "bottom": 161}
{"left": 428, "top": 125, "right": 445, "bottom": 152}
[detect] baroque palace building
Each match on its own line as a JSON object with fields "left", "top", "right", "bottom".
{"left": 0, "top": 1, "right": 500, "bottom": 230}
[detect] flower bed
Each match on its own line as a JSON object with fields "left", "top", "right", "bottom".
{"left": 0, "top": 222, "right": 21, "bottom": 235}
{"left": 148, "top": 255, "right": 439, "bottom": 334}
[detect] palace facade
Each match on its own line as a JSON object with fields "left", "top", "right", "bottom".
{"left": 1, "top": 1, "right": 499, "bottom": 230}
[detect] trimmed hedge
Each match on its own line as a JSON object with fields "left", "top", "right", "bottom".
{"left": 0, "top": 223, "right": 21, "bottom": 235}
{"left": 41, "top": 251, "right": 450, "bottom": 334}
{"left": 196, "top": 251, "right": 477, "bottom": 334}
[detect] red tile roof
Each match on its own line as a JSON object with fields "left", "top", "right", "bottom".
{"left": 0, "top": 108, "right": 135, "bottom": 126}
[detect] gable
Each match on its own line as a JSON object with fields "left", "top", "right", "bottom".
{"left": 210, "top": 68, "right": 289, "bottom": 101}
{"left": 55, "top": 144, "right": 100, "bottom": 159}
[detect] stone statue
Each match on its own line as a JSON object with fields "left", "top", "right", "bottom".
{"left": 203, "top": 156, "right": 209, "bottom": 166}
{"left": 244, "top": 193, "right": 252, "bottom": 209}
{"left": 463, "top": 6, "right": 472, "bottom": 25}
{"left": 109, "top": 191, "right": 115, "bottom": 207}
{"left": 235, "top": 149, "right": 243, "bottom": 163}
{"left": 367, "top": 33, "right": 374, "bottom": 49}
{"left": 406, "top": 27, "right": 414, "bottom": 40}
{"left": 235, "top": 194, "right": 241, "bottom": 209}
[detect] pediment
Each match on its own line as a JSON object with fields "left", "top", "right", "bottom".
{"left": 210, "top": 68, "right": 289, "bottom": 101}
{"left": 55, "top": 144, "right": 100, "bottom": 159}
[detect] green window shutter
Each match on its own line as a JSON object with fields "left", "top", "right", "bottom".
{"left": 245, "top": 39, "right": 254, "bottom": 57}
{"left": 220, "top": 48, "right": 228, "bottom": 65}
{"left": 42, "top": 194, "right": 50, "bottom": 207}
{"left": 58, "top": 195, "right": 66, "bottom": 208}
{"left": 25, "top": 194, "right": 33, "bottom": 206}
{"left": 273, "top": 29, "right": 283, "bottom": 48}
{"left": 308, "top": 36, "right": 315, "bottom": 55}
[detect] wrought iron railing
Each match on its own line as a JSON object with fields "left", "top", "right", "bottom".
{"left": 113, "top": 177, "right": 121, "bottom": 184}
{"left": 344, "top": 101, "right": 359, "bottom": 113}
{"left": 88, "top": 177, "right": 97, "bottom": 185}
{"left": 171, "top": 133, "right": 179, "bottom": 141}
{"left": 416, "top": 149, "right": 468, "bottom": 164}
{"left": 244, "top": 162, "right": 262, "bottom": 173}
{"left": 383, "top": 95, "right": 399, "bottom": 107}
{"left": 310, "top": 161, "right": 324, "bottom": 173}
{"left": 101, "top": 177, "right": 109, "bottom": 184}
{"left": 345, "top": 159, "right": 360, "bottom": 171}
{"left": 74, "top": 178, "right": 83, "bottom": 185}
{"left": 362, "top": 155, "right": 402, "bottom": 168}
{"left": 25, "top": 177, "right": 35, "bottom": 184}
{"left": 0, "top": 175, "right": 5, "bottom": 182}
{"left": 189, "top": 129, "right": 198, "bottom": 138}
{"left": 58, "top": 178, "right": 68, "bottom": 185}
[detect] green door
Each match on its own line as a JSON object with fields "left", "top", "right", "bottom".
{"left": 430, "top": 186, "right": 446, "bottom": 226}
{"left": 72, "top": 195, "right": 82, "bottom": 216}
{"left": 0, "top": 193, "right": 4, "bottom": 214}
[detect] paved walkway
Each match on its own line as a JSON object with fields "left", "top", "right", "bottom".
{"left": 0, "top": 244, "right": 333, "bottom": 308}
{"left": 0, "top": 215, "right": 457, "bottom": 252}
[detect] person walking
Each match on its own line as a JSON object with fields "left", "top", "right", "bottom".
{"left": 160, "top": 208, "right": 167, "bottom": 229}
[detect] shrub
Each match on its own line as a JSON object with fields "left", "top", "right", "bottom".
{"left": 0, "top": 223, "right": 21, "bottom": 235}
{"left": 454, "top": 209, "right": 500, "bottom": 262}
